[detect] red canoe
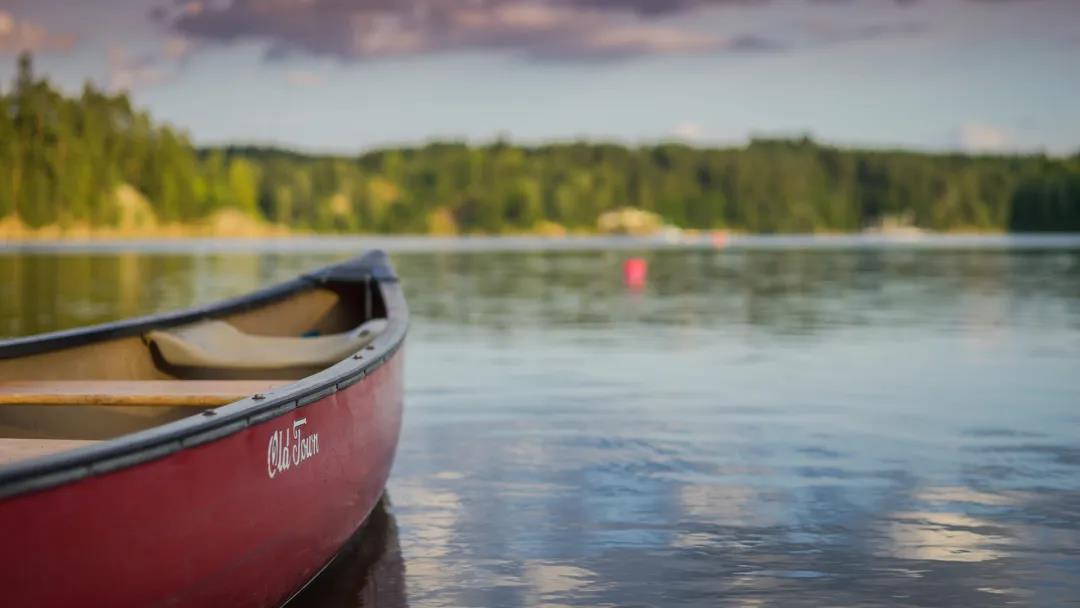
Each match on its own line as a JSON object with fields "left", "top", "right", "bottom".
{"left": 0, "top": 250, "right": 407, "bottom": 607}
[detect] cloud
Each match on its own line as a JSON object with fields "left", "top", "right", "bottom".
{"left": 562, "top": 0, "right": 767, "bottom": 17}
{"left": 0, "top": 10, "right": 76, "bottom": 54}
{"left": 108, "top": 47, "right": 168, "bottom": 91}
{"left": 155, "top": 0, "right": 1010, "bottom": 63}
{"left": 802, "top": 20, "right": 928, "bottom": 47}
{"left": 163, "top": 36, "right": 196, "bottom": 61}
{"left": 566, "top": 0, "right": 1031, "bottom": 12}
{"left": 285, "top": 69, "right": 327, "bottom": 87}
{"left": 672, "top": 121, "right": 706, "bottom": 141}
{"left": 724, "top": 34, "right": 782, "bottom": 52}
{"left": 107, "top": 37, "right": 197, "bottom": 91}
{"left": 956, "top": 123, "right": 1012, "bottom": 152}
{"left": 162, "top": 0, "right": 738, "bottom": 62}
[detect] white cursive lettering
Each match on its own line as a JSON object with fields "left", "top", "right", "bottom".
{"left": 267, "top": 418, "right": 320, "bottom": 478}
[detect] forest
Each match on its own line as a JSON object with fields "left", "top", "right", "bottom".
{"left": 2, "top": 53, "right": 1079, "bottom": 235}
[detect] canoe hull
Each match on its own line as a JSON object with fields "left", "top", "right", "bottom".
{"left": 0, "top": 348, "right": 403, "bottom": 607}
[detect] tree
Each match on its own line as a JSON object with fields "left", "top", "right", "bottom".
{"left": 2, "top": 53, "right": 1079, "bottom": 235}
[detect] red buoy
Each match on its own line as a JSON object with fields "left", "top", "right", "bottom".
{"left": 623, "top": 257, "right": 648, "bottom": 288}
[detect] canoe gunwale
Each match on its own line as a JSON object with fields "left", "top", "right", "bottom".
{"left": 0, "top": 250, "right": 408, "bottom": 500}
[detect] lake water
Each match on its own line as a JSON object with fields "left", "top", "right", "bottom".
{"left": 2, "top": 236, "right": 1079, "bottom": 607}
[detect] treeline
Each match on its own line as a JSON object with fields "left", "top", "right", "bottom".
{"left": 0, "top": 53, "right": 263, "bottom": 230}
{"left": 3, "top": 53, "right": 1079, "bottom": 234}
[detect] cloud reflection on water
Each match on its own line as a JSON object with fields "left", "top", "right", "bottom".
{"left": 3, "top": 246, "right": 1078, "bottom": 606}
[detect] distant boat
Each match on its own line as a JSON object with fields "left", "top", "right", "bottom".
{"left": 0, "top": 250, "right": 407, "bottom": 608}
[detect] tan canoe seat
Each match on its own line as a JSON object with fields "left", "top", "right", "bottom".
{"left": 0, "top": 438, "right": 99, "bottom": 467}
{"left": 146, "top": 319, "right": 387, "bottom": 371}
{"left": 0, "top": 380, "right": 285, "bottom": 407}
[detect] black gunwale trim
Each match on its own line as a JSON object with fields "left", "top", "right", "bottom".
{"left": 0, "top": 250, "right": 408, "bottom": 500}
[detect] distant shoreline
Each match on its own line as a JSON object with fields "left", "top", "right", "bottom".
{"left": 0, "top": 215, "right": 1008, "bottom": 243}
{"left": 3, "top": 232, "right": 1079, "bottom": 255}
{"left": 5, "top": 50, "right": 1078, "bottom": 239}
{"left": 0, "top": 210, "right": 292, "bottom": 242}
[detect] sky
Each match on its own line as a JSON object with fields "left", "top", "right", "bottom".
{"left": 0, "top": 0, "right": 1077, "bottom": 155}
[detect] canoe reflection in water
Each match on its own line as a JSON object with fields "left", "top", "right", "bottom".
{"left": 288, "top": 495, "right": 408, "bottom": 608}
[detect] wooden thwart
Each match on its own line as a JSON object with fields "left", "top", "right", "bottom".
{"left": 0, "top": 380, "right": 285, "bottom": 407}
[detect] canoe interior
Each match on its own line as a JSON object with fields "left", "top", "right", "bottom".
{"left": 0, "top": 278, "right": 385, "bottom": 464}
